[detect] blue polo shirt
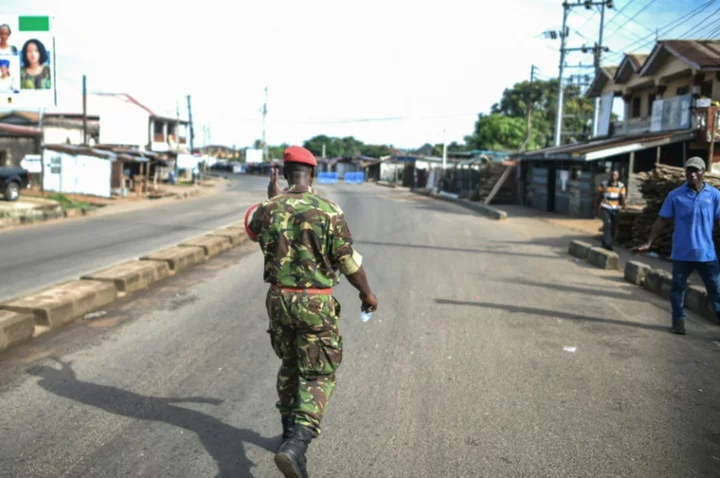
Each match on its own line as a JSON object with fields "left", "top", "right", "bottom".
{"left": 658, "top": 182, "right": 720, "bottom": 262}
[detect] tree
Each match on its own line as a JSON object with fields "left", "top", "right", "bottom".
{"left": 464, "top": 114, "right": 526, "bottom": 151}
{"left": 467, "top": 77, "right": 595, "bottom": 151}
{"left": 303, "top": 135, "right": 393, "bottom": 158}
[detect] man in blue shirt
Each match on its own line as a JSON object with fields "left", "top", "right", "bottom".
{"left": 634, "top": 157, "right": 720, "bottom": 334}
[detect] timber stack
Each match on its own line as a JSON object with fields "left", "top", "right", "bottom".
{"left": 473, "top": 162, "right": 516, "bottom": 204}
{"left": 630, "top": 164, "right": 720, "bottom": 257}
{"left": 615, "top": 207, "right": 642, "bottom": 246}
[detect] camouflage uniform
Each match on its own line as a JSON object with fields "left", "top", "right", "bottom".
{"left": 248, "top": 184, "right": 362, "bottom": 437}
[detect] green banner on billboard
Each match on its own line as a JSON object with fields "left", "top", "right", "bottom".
{"left": 18, "top": 16, "right": 50, "bottom": 32}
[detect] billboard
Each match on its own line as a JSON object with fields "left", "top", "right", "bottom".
{"left": 596, "top": 92, "right": 614, "bottom": 137}
{"left": 0, "top": 15, "right": 56, "bottom": 108}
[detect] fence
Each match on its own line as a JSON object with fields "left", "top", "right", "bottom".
{"left": 344, "top": 172, "right": 365, "bottom": 184}
{"left": 318, "top": 172, "right": 339, "bottom": 184}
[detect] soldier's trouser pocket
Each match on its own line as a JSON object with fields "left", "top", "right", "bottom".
{"left": 299, "top": 333, "right": 343, "bottom": 377}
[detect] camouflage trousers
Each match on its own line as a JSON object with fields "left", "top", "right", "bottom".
{"left": 265, "top": 287, "right": 343, "bottom": 437}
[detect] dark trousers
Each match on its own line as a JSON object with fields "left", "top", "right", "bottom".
{"left": 670, "top": 260, "right": 720, "bottom": 321}
{"left": 600, "top": 208, "right": 617, "bottom": 249}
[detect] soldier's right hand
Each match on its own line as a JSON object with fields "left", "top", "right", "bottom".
{"left": 360, "top": 292, "right": 378, "bottom": 313}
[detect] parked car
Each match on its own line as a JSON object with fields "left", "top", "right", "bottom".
{"left": 0, "top": 167, "right": 31, "bottom": 201}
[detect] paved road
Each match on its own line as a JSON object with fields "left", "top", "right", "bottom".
{"left": 1, "top": 184, "right": 719, "bottom": 477}
{"left": 0, "top": 174, "right": 268, "bottom": 302}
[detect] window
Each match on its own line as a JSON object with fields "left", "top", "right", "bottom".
{"left": 701, "top": 80, "right": 713, "bottom": 98}
{"left": 632, "top": 97, "right": 642, "bottom": 118}
{"left": 676, "top": 85, "right": 690, "bottom": 95}
{"left": 647, "top": 94, "right": 656, "bottom": 116}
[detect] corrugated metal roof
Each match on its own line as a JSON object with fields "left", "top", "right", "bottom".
{"left": 515, "top": 129, "right": 697, "bottom": 162}
{"left": 0, "top": 123, "right": 42, "bottom": 136}
{"left": 641, "top": 40, "right": 720, "bottom": 76}
{"left": 587, "top": 66, "right": 619, "bottom": 97}
{"left": 627, "top": 53, "right": 649, "bottom": 70}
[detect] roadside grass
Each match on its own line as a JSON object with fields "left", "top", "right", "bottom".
{"left": 45, "top": 193, "right": 95, "bottom": 211}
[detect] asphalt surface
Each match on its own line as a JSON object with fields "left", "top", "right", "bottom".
{"left": 1, "top": 183, "right": 719, "bottom": 477}
{"left": 0, "top": 174, "right": 268, "bottom": 302}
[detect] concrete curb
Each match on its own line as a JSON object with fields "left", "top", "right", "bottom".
{"left": 410, "top": 188, "right": 508, "bottom": 220}
{"left": 81, "top": 260, "right": 171, "bottom": 297}
{"left": 376, "top": 181, "right": 397, "bottom": 188}
{"left": 0, "top": 280, "right": 118, "bottom": 330}
{"left": 179, "top": 235, "right": 232, "bottom": 259}
{"left": 0, "top": 223, "right": 252, "bottom": 352}
{"left": 141, "top": 246, "right": 206, "bottom": 274}
{"left": 568, "top": 240, "right": 719, "bottom": 326}
{"left": 0, "top": 310, "right": 35, "bottom": 351}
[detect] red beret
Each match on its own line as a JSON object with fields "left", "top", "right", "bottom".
{"left": 283, "top": 146, "right": 317, "bottom": 167}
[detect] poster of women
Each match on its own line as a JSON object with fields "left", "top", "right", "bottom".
{"left": 0, "top": 15, "right": 55, "bottom": 107}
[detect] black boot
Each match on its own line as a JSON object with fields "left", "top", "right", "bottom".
{"left": 670, "top": 318, "right": 686, "bottom": 335}
{"left": 281, "top": 415, "right": 295, "bottom": 441}
{"left": 274, "top": 424, "right": 314, "bottom": 478}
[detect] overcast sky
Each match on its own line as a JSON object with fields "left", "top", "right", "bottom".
{"left": 0, "top": 0, "right": 713, "bottom": 149}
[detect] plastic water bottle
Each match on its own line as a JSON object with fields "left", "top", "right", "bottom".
{"left": 361, "top": 311, "right": 373, "bottom": 323}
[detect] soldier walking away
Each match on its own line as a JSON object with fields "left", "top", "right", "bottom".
{"left": 595, "top": 170, "right": 626, "bottom": 251}
{"left": 247, "top": 146, "right": 378, "bottom": 477}
{"left": 633, "top": 157, "right": 720, "bottom": 335}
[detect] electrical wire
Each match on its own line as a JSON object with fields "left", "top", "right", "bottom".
{"left": 677, "top": 5, "right": 720, "bottom": 38}
{"left": 605, "top": 0, "right": 716, "bottom": 58}
{"left": 603, "top": 0, "right": 658, "bottom": 41}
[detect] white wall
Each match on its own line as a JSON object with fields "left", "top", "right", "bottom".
{"left": 43, "top": 126, "right": 86, "bottom": 145}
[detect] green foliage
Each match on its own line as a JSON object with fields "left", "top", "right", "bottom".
{"left": 465, "top": 114, "right": 526, "bottom": 151}
{"left": 46, "top": 193, "right": 93, "bottom": 211}
{"left": 303, "top": 135, "right": 393, "bottom": 158}
{"left": 465, "top": 77, "right": 595, "bottom": 151}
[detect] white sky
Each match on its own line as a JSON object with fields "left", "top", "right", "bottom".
{"left": 0, "top": 0, "right": 710, "bottom": 149}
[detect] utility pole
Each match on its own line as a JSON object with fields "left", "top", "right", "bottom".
{"left": 552, "top": 0, "right": 613, "bottom": 146}
{"left": 82, "top": 75, "right": 88, "bottom": 145}
{"left": 186, "top": 95, "right": 195, "bottom": 153}
{"left": 554, "top": 3, "right": 570, "bottom": 147}
{"left": 442, "top": 129, "right": 447, "bottom": 169}
{"left": 592, "top": 1, "right": 607, "bottom": 137}
{"left": 262, "top": 86, "right": 268, "bottom": 161}
{"left": 523, "top": 65, "right": 538, "bottom": 151}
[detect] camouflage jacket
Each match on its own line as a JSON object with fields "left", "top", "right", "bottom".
{"left": 248, "top": 184, "right": 362, "bottom": 288}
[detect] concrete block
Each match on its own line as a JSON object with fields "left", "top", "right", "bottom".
{"left": 587, "top": 247, "right": 621, "bottom": 270}
{"left": 568, "top": 240, "right": 593, "bottom": 260}
{"left": 624, "top": 261, "right": 651, "bottom": 285}
{"left": 0, "top": 280, "right": 117, "bottom": 328}
{"left": 140, "top": 246, "right": 205, "bottom": 273}
{"left": 81, "top": 260, "right": 170, "bottom": 296}
{"left": 458, "top": 200, "right": 508, "bottom": 220}
{"left": 643, "top": 269, "right": 673, "bottom": 299}
{"left": 0, "top": 310, "right": 35, "bottom": 351}
{"left": 209, "top": 227, "right": 248, "bottom": 245}
{"left": 179, "top": 235, "right": 232, "bottom": 258}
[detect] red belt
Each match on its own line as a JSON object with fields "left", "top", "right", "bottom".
{"left": 271, "top": 284, "right": 333, "bottom": 295}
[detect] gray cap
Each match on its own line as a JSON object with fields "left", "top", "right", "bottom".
{"left": 684, "top": 156, "right": 706, "bottom": 171}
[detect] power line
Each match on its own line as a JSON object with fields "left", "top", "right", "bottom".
{"left": 607, "top": 0, "right": 716, "bottom": 56}
{"left": 604, "top": 0, "right": 658, "bottom": 41}
{"left": 605, "top": 0, "right": 639, "bottom": 26}
{"left": 604, "top": 0, "right": 717, "bottom": 62}
{"left": 678, "top": 6, "right": 720, "bottom": 38}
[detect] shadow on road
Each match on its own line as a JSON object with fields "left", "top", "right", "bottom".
{"left": 433, "top": 298, "right": 677, "bottom": 334}
{"left": 499, "top": 278, "right": 643, "bottom": 302}
{"left": 354, "top": 240, "right": 558, "bottom": 259}
{"left": 26, "top": 358, "right": 277, "bottom": 478}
